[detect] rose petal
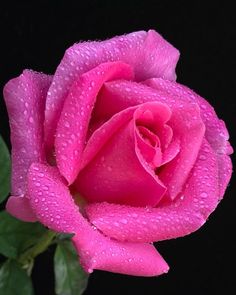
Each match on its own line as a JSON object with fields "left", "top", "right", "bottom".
{"left": 72, "top": 235, "right": 169, "bottom": 277}
{"left": 144, "top": 78, "right": 232, "bottom": 156}
{"left": 27, "top": 163, "right": 169, "bottom": 276}
{"left": 80, "top": 107, "right": 138, "bottom": 171}
{"left": 140, "top": 30, "right": 179, "bottom": 81}
{"left": 76, "top": 103, "right": 168, "bottom": 207}
{"left": 94, "top": 79, "right": 187, "bottom": 123}
{"left": 217, "top": 154, "right": 233, "bottom": 198}
{"left": 135, "top": 126, "right": 162, "bottom": 167}
{"left": 45, "top": 30, "right": 179, "bottom": 149}
{"left": 95, "top": 80, "right": 205, "bottom": 199}
{"left": 55, "top": 62, "right": 134, "bottom": 184}
{"left": 3, "top": 70, "right": 52, "bottom": 195}
{"left": 161, "top": 138, "right": 180, "bottom": 165}
{"left": 6, "top": 195, "right": 37, "bottom": 222}
{"left": 159, "top": 103, "right": 205, "bottom": 200}
{"left": 134, "top": 102, "right": 172, "bottom": 167}
{"left": 4, "top": 70, "right": 52, "bottom": 221}
{"left": 86, "top": 139, "right": 219, "bottom": 243}
{"left": 144, "top": 78, "right": 233, "bottom": 196}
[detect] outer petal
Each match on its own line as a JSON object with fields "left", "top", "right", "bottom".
{"left": 6, "top": 195, "right": 37, "bottom": 222}
{"left": 45, "top": 30, "right": 179, "bottom": 148}
{"left": 4, "top": 70, "right": 52, "bottom": 221}
{"left": 86, "top": 139, "right": 219, "bottom": 243}
{"left": 27, "top": 163, "right": 169, "bottom": 276}
{"left": 3, "top": 70, "right": 52, "bottom": 195}
{"left": 217, "top": 154, "right": 233, "bottom": 198}
{"left": 73, "top": 235, "right": 169, "bottom": 276}
{"left": 55, "top": 62, "right": 134, "bottom": 184}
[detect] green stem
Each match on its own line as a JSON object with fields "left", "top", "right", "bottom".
{"left": 18, "top": 230, "right": 57, "bottom": 274}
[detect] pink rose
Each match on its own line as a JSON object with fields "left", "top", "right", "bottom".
{"left": 4, "top": 30, "right": 233, "bottom": 276}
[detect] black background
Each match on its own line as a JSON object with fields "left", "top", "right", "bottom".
{"left": 0, "top": 1, "right": 235, "bottom": 294}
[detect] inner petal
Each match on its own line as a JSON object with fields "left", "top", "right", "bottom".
{"left": 135, "top": 126, "right": 162, "bottom": 168}
{"left": 75, "top": 102, "right": 169, "bottom": 207}
{"left": 137, "top": 126, "right": 160, "bottom": 148}
{"left": 134, "top": 102, "right": 172, "bottom": 168}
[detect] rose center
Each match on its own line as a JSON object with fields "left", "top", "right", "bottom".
{"left": 137, "top": 125, "right": 160, "bottom": 148}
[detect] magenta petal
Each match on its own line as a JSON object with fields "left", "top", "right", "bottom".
{"left": 135, "top": 126, "right": 162, "bottom": 167}
{"left": 76, "top": 122, "right": 166, "bottom": 207}
{"left": 3, "top": 70, "right": 52, "bottom": 196}
{"left": 73, "top": 234, "right": 169, "bottom": 276}
{"left": 27, "top": 163, "right": 168, "bottom": 276}
{"left": 86, "top": 139, "right": 219, "bottom": 243}
{"left": 217, "top": 154, "right": 233, "bottom": 198}
{"left": 80, "top": 106, "right": 137, "bottom": 171}
{"left": 45, "top": 30, "right": 179, "bottom": 149}
{"left": 55, "top": 62, "right": 134, "bottom": 184}
{"left": 159, "top": 103, "right": 205, "bottom": 199}
{"left": 134, "top": 102, "right": 172, "bottom": 168}
{"left": 144, "top": 78, "right": 232, "bottom": 156}
{"left": 144, "top": 78, "right": 233, "bottom": 197}
{"left": 27, "top": 163, "right": 84, "bottom": 233}
{"left": 76, "top": 103, "right": 167, "bottom": 207}
{"left": 94, "top": 79, "right": 195, "bottom": 121}
{"left": 96, "top": 80, "right": 205, "bottom": 199}
{"left": 6, "top": 195, "right": 37, "bottom": 222}
{"left": 140, "top": 30, "right": 179, "bottom": 81}
{"left": 162, "top": 138, "right": 180, "bottom": 165}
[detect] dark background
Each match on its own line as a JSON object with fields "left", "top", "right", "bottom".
{"left": 0, "top": 1, "right": 235, "bottom": 294}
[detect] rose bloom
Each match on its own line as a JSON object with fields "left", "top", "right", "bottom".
{"left": 4, "top": 30, "right": 232, "bottom": 276}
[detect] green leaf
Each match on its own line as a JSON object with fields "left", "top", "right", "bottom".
{"left": 0, "top": 211, "right": 47, "bottom": 259}
{"left": 0, "top": 136, "right": 11, "bottom": 203}
{"left": 54, "top": 240, "right": 89, "bottom": 295}
{"left": 56, "top": 233, "right": 74, "bottom": 242}
{"left": 0, "top": 259, "right": 34, "bottom": 295}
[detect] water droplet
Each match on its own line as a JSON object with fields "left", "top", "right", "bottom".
{"left": 199, "top": 154, "right": 206, "bottom": 160}
{"left": 29, "top": 117, "right": 34, "bottom": 123}
{"left": 121, "top": 218, "right": 128, "bottom": 224}
{"left": 131, "top": 213, "right": 138, "bottom": 218}
{"left": 200, "top": 192, "right": 208, "bottom": 198}
{"left": 64, "top": 121, "right": 70, "bottom": 128}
